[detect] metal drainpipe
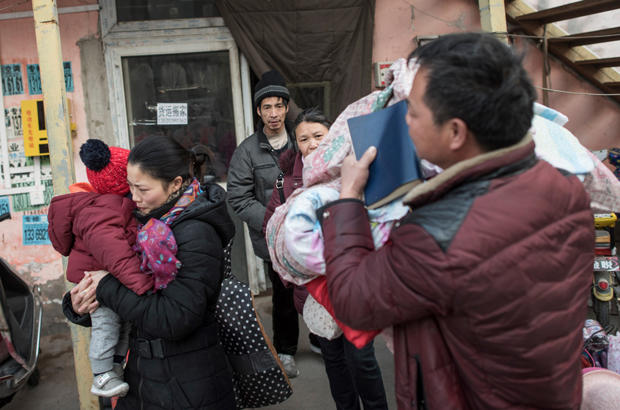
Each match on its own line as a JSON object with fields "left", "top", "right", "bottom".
{"left": 31, "top": 1, "right": 99, "bottom": 409}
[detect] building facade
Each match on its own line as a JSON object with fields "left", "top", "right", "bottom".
{"left": 0, "top": 0, "right": 619, "bottom": 336}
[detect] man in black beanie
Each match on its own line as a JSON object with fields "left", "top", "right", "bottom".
{"left": 227, "top": 69, "right": 301, "bottom": 377}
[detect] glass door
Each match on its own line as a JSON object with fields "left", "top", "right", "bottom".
{"left": 103, "top": 32, "right": 261, "bottom": 291}
{"left": 122, "top": 50, "right": 236, "bottom": 182}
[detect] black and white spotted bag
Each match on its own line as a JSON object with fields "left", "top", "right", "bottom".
{"left": 215, "top": 242, "right": 293, "bottom": 409}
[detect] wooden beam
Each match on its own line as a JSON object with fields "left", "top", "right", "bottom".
{"left": 516, "top": 0, "right": 620, "bottom": 25}
{"left": 575, "top": 57, "right": 620, "bottom": 68}
{"left": 478, "top": 0, "right": 508, "bottom": 43}
{"left": 507, "top": 0, "right": 620, "bottom": 105}
{"left": 548, "top": 27, "right": 620, "bottom": 47}
{"left": 603, "top": 82, "right": 620, "bottom": 88}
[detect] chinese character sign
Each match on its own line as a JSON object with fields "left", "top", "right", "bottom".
{"left": 5, "top": 107, "right": 22, "bottom": 138}
{"left": 26, "top": 62, "right": 73, "bottom": 95}
{"left": 594, "top": 257, "right": 620, "bottom": 271}
{"left": 20, "top": 100, "right": 49, "bottom": 157}
{"left": 63, "top": 62, "right": 74, "bottom": 92}
{"left": 2, "top": 64, "right": 24, "bottom": 96}
{"left": 0, "top": 196, "right": 10, "bottom": 222}
{"left": 22, "top": 214, "right": 51, "bottom": 246}
{"left": 157, "top": 103, "right": 188, "bottom": 125}
{"left": 27, "top": 64, "right": 42, "bottom": 95}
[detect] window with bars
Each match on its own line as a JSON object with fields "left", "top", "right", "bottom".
{"left": 287, "top": 81, "right": 331, "bottom": 120}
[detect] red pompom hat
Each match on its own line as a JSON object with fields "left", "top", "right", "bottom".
{"left": 79, "top": 139, "right": 130, "bottom": 196}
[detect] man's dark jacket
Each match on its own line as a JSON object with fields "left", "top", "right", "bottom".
{"left": 66, "top": 184, "right": 237, "bottom": 410}
{"left": 227, "top": 120, "right": 294, "bottom": 260}
{"left": 319, "top": 135, "right": 594, "bottom": 410}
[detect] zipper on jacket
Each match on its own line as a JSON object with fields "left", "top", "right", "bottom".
{"left": 414, "top": 354, "right": 429, "bottom": 410}
{"left": 260, "top": 142, "right": 283, "bottom": 169}
{"left": 138, "top": 356, "right": 143, "bottom": 410}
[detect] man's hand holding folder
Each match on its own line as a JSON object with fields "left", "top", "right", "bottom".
{"left": 340, "top": 147, "right": 377, "bottom": 200}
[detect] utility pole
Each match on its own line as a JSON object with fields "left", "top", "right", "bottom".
{"left": 479, "top": 0, "right": 509, "bottom": 44}
{"left": 32, "top": 1, "right": 98, "bottom": 409}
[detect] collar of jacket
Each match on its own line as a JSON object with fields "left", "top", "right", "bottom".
{"left": 403, "top": 133, "right": 535, "bottom": 208}
{"left": 257, "top": 119, "right": 295, "bottom": 152}
{"left": 292, "top": 151, "right": 304, "bottom": 181}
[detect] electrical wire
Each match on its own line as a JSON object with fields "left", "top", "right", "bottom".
{"left": 533, "top": 86, "right": 620, "bottom": 96}
{"left": 0, "top": 0, "right": 30, "bottom": 12}
{"left": 494, "top": 31, "right": 620, "bottom": 41}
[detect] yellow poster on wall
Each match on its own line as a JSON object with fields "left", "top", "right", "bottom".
{"left": 21, "top": 100, "right": 47, "bottom": 156}
{"left": 21, "top": 99, "right": 75, "bottom": 157}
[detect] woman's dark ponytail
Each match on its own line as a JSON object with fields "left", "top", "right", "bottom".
{"left": 129, "top": 135, "right": 213, "bottom": 188}
{"left": 188, "top": 145, "right": 213, "bottom": 182}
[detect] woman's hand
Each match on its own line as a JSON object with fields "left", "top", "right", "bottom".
{"left": 71, "top": 270, "right": 110, "bottom": 314}
{"left": 85, "top": 270, "right": 111, "bottom": 291}
{"left": 70, "top": 274, "right": 98, "bottom": 315}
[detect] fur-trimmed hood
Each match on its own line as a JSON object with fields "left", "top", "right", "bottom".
{"left": 279, "top": 148, "right": 298, "bottom": 176}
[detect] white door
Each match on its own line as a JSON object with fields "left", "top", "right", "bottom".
{"left": 100, "top": 6, "right": 264, "bottom": 291}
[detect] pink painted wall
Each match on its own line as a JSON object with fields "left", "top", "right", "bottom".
{"left": 372, "top": 0, "right": 620, "bottom": 149}
{"left": 0, "top": 4, "right": 98, "bottom": 333}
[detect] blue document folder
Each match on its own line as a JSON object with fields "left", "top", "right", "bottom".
{"left": 348, "top": 100, "right": 422, "bottom": 209}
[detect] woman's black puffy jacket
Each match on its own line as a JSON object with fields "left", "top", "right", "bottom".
{"left": 79, "top": 183, "right": 236, "bottom": 410}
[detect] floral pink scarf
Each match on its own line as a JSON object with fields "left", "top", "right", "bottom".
{"left": 133, "top": 179, "right": 202, "bottom": 291}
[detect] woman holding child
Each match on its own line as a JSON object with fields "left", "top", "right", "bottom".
{"left": 63, "top": 135, "right": 236, "bottom": 410}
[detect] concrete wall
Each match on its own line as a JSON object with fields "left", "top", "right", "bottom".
{"left": 372, "top": 0, "right": 620, "bottom": 149}
{"left": 77, "top": 33, "right": 115, "bottom": 148}
{"left": 0, "top": 1, "right": 99, "bottom": 335}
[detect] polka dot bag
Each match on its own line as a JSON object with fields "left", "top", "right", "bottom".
{"left": 215, "top": 241, "right": 293, "bottom": 408}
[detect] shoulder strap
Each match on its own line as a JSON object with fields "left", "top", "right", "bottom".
{"left": 276, "top": 172, "right": 286, "bottom": 204}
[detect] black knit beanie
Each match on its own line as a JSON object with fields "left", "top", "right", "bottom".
{"left": 254, "top": 69, "right": 290, "bottom": 107}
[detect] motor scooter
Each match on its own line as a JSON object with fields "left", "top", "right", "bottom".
{"left": 0, "top": 256, "right": 43, "bottom": 407}
{"left": 592, "top": 213, "right": 620, "bottom": 328}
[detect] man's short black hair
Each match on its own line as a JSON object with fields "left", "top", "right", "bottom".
{"left": 409, "top": 32, "right": 537, "bottom": 151}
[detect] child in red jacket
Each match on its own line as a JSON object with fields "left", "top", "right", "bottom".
{"left": 48, "top": 140, "right": 180, "bottom": 398}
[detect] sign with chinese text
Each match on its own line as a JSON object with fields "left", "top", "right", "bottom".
{"left": 26, "top": 62, "right": 74, "bottom": 95}
{"left": 2, "top": 64, "right": 23, "bottom": 96}
{"left": 157, "top": 103, "right": 188, "bottom": 125}
{"left": 5, "top": 107, "right": 22, "bottom": 138}
{"left": 594, "top": 256, "right": 619, "bottom": 271}
{"left": 27, "top": 64, "right": 42, "bottom": 95}
{"left": 21, "top": 100, "right": 49, "bottom": 157}
{"left": 63, "top": 62, "right": 74, "bottom": 92}
{"left": 0, "top": 104, "right": 53, "bottom": 208}
{"left": 22, "top": 214, "right": 51, "bottom": 246}
{"left": 0, "top": 196, "right": 10, "bottom": 222}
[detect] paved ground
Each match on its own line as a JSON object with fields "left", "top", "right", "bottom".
{"left": 5, "top": 295, "right": 397, "bottom": 410}
{"left": 6, "top": 332, "right": 80, "bottom": 410}
{"left": 253, "top": 296, "right": 397, "bottom": 410}
{"left": 7, "top": 295, "right": 616, "bottom": 410}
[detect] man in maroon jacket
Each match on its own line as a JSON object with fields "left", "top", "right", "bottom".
{"left": 319, "top": 33, "right": 594, "bottom": 410}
